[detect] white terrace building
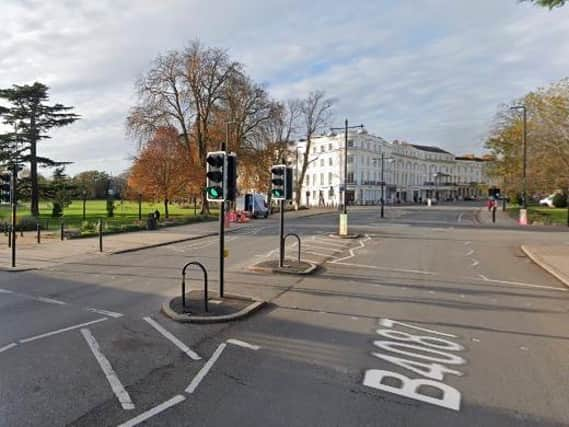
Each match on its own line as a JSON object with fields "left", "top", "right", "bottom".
{"left": 291, "top": 130, "right": 489, "bottom": 207}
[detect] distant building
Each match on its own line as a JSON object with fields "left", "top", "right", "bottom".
{"left": 291, "top": 131, "right": 490, "bottom": 207}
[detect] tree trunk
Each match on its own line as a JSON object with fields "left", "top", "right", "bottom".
{"left": 30, "top": 140, "right": 39, "bottom": 217}
{"left": 200, "top": 191, "right": 209, "bottom": 215}
{"left": 164, "top": 198, "right": 169, "bottom": 219}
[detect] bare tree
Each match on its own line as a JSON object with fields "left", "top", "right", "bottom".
{"left": 295, "top": 91, "right": 334, "bottom": 206}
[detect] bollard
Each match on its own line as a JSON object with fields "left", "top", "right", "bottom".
{"left": 98, "top": 219, "right": 103, "bottom": 252}
{"left": 36, "top": 223, "right": 41, "bottom": 244}
{"left": 7, "top": 224, "right": 11, "bottom": 248}
{"left": 60, "top": 222, "right": 64, "bottom": 240}
{"left": 492, "top": 206, "right": 496, "bottom": 224}
{"left": 20, "top": 228, "right": 23, "bottom": 238}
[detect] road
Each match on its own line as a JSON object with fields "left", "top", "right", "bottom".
{"left": 1, "top": 202, "right": 568, "bottom": 426}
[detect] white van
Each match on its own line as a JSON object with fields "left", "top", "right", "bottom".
{"left": 236, "top": 193, "right": 269, "bottom": 218}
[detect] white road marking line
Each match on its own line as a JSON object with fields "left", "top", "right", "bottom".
{"left": 0, "top": 343, "right": 17, "bottom": 353}
{"left": 471, "top": 259, "right": 479, "bottom": 267}
{"left": 379, "top": 318, "right": 457, "bottom": 338}
{"left": 143, "top": 317, "right": 201, "bottom": 360}
{"left": 209, "top": 300, "right": 222, "bottom": 305}
{"left": 333, "top": 261, "right": 436, "bottom": 275}
{"left": 117, "top": 394, "right": 186, "bottom": 427}
{"left": 36, "top": 297, "right": 67, "bottom": 305}
{"left": 227, "top": 339, "right": 260, "bottom": 351}
{"left": 311, "top": 239, "right": 347, "bottom": 248}
{"left": 303, "top": 244, "right": 343, "bottom": 253}
{"left": 305, "top": 250, "right": 338, "bottom": 258}
{"left": 81, "top": 328, "right": 134, "bottom": 410}
{"left": 479, "top": 274, "right": 488, "bottom": 281}
{"left": 472, "top": 338, "right": 480, "bottom": 343}
{"left": 464, "top": 241, "right": 471, "bottom": 246}
{"left": 87, "top": 308, "right": 124, "bottom": 318}
{"left": 0, "top": 288, "right": 14, "bottom": 294}
{"left": 19, "top": 317, "right": 108, "bottom": 344}
{"left": 465, "top": 249, "right": 474, "bottom": 257}
{"left": 185, "top": 343, "right": 226, "bottom": 394}
{"left": 458, "top": 213, "right": 464, "bottom": 223}
{"left": 470, "top": 277, "right": 567, "bottom": 291}
{"left": 520, "top": 346, "right": 528, "bottom": 351}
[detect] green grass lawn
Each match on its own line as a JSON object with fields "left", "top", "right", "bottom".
{"left": 0, "top": 199, "right": 218, "bottom": 235}
{"left": 508, "top": 205, "right": 568, "bottom": 225}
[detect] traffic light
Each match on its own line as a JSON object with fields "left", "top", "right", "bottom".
{"left": 271, "top": 165, "right": 286, "bottom": 200}
{"left": 206, "top": 151, "right": 226, "bottom": 202}
{"left": 226, "top": 153, "right": 238, "bottom": 202}
{"left": 285, "top": 167, "right": 293, "bottom": 201}
{"left": 0, "top": 172, "right": 11, "bottom": 204}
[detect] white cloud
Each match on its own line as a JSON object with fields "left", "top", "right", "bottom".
{"left": 1, "top": 0, "right": 569, "bottom": 174}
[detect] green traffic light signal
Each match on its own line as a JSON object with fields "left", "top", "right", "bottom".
{"left": 207, "top": 186, "right": 223, "bottom": 199}
{"left": 271, "top": 189, "right": 283, "bottom": 198}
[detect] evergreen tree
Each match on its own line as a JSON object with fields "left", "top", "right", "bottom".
{"left": 0, "top": 82, "right": 79, "bottom": 216}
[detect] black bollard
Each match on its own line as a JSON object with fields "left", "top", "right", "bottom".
{"left": 492, "top": 206, "right": 496, "bottom": 224}
{"left": 37, "top": 223, "right": 41, "bottom": 244}
{"left": 60, "top": 222, "right": 64, "bottom": 240}
{"left": 98, "top": 219, "right": 103, "bottom": 252}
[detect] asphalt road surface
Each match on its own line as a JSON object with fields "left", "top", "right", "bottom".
{"left": 1, "top": 202, "right": 569, "bottom": 426}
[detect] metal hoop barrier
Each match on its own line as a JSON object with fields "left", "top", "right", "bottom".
{"left": 181, "top": 261, "right": 209, "bottom": 312}
{"left": 283, "top": 233, "right": 301, "bottom": 263}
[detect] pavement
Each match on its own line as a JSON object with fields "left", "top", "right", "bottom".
{"left": 0, "top": 207, "right": 337, "bottom": 271}
{"left": 521, "top": 244, "right": 569, "bottom": 288}
{"left": 2, "top": 202, "right": 569, "bottom": 426}
{"left": 475, "top": 206, "right": 519, "bottom": 226}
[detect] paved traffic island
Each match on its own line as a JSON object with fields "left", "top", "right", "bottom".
{"left": 328, "top": 233, "right": 362, "bottom": 239}
{"left": 162, "top": 290, "right": 266, "bottom": 323}
{"left": 249, "top": 259, "right": 318, "bottom": 275}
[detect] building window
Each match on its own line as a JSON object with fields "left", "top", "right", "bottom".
{"left": 347, "top": 155, "right": 354, "bottom": 164}
{"left": 328, "top": 143, "right": 332, "bottom": 151}
{"left": 328, "top": 172, "right": 332, "bottom": 184}
{"left": 320, "top": 158, "right": 324, "bottom": 167}
{"left": 305, "top": 175, "right": 310, "bottom": 186}
{"left": 312, "top": 147, "right": 316, "bottom": 154}
{"left": 347, "top": 172, "right": 354, "bottom": 184}
{"left": 320, "top": 173, "right": 324, "bottom": 185}
{"left": 320, "top": 145, "right": 325, "bottom": 153}
{"left": 348, "top": 139, "right": 354, "bottom": 147}
{"left": 329, "top": 158, "right": 333, "bottom": 166}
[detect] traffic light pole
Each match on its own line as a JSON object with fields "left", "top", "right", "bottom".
{"left": 219, "top": 143, "right": 226, "bottom": 298}
{"left": 279, "top": 200, "right": 285, "bottom": 268}
{"left": 11, "top": 165, "right": 17, "bottom": 268}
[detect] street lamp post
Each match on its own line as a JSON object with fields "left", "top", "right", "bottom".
{"left": 511, "top": 105, "right": 528, "bottom": 225}
{"left": 330, "top": 119, "right": 364, "bottom": 236}
{"left": 373, "top": 154, "right": 394, "bottom": 219}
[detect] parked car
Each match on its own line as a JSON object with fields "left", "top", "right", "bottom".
{"left": 236, "top": 193, "right": 269, "bottom": 218}
{"left": 539, "top": 194, "right": 556, "bottom": 208}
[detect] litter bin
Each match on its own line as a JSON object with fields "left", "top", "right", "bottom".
{"left": 146, "top": 213, "right": 157, "bottom": 230}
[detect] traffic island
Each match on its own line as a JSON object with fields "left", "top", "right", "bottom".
{"left": 328, "top": 233, "right": 362, "bottom": 240}
{"left": 249, "top": 259, "right": 318, "bottom": 275}
{"left": 162, "top": 290, "right": 266, "bottom": 323}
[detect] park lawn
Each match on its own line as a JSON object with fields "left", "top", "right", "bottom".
{"left": 508, "top": 205, "right": 568, "bottom": 225}
{"left": 0, "top": 199, "right": 218, "bottom": 232}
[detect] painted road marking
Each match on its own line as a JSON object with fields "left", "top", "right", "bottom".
{"left": 185, "top": 343, "right": 226, "bottom": 394}
{"left": 19, "top": 317, "right": 108, "bottom": 344}
{"left": 143, "top": 317, "right": 201, "bottom": 360}
{"left": 117, "top": 394, "right": 186, "bottom": 427}
{"left": 87, "top": 308, "right": 124, "bottom": 318}
{"left": 81, "top": 328, "right": 135, "bottom": 410}
{"left": 333, "top": 261, "right": 436, "bottom": 276}
{"left": 472, "top": 276, "right": 567, "bottom": 291}
{"left": 329, "top": 235, "right": 372, "bottom": 264}
{"left": 464, "top": 241, "right": 471, "bottom": 246}
{"left": 305, "top": 250, "right": 339, "bottom": 258}
{"left": 465, "top": 249, "right": 474, "bottom": 257}
{"left": 364, "top": 319, "right": 465, "bottom": 411}
{"left": 0, "top": 288, "right": 14, "bottom": 294}
{"left": 35, "top": 297, "right": 67, "bottom": 305}
{"left": 0, "top": 342, "right": 17, "bottom": 353}
{"left": 457, "top": 213, "right": 464, "bottom": 223}
{"left": 471, "top": 259, "right": 479, "bottom": 267}
{"left": 227, "top": 339, "right": 261, "bottom": 351}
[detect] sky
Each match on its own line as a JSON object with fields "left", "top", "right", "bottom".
{"left": 1, "top": 0, "right": 569, "bottom": 176}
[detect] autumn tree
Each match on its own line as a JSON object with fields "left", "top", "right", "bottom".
{"left": 128, "top": 41, "right": 241, "bottom": 214}
{"left": 485, "top": 78, "right": 569, "bottom": 197}
{"left": 127, "top": 127, "right": 189, "bottom": 218}
{"left": 295, "top": 91, "right": 334, "bottom": 206}
{"left": 0, "top": 82, "right": 79, "bottom": 216}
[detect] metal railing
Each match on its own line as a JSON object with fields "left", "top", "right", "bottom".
{"left": 181, "top": 261, "right": 209, "bottom": 312}
{"left": 283, "top": 233, "right": 301, "bottom": 264}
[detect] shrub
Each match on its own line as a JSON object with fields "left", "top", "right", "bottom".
{"left": 106, "top": 199, "right": 115, "bottom": 217}
{"left": 552, "top": 192, "right": 568, "bottom": 208}
{"left": 52, "top": 202, "right": 63, "bottom": 217}
{"left": 17, "top": 216, "right": 41, "bottom": 231}
{"left": 512, "top": 193, "right": 524, "bottom": 206}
